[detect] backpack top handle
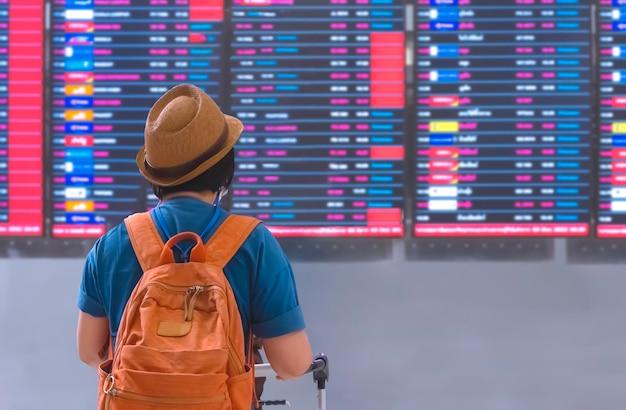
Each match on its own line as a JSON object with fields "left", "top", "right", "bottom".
{"left": 160, "top": 232, "right": 206, "bottom": 264}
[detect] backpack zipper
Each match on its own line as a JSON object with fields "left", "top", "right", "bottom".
{"left": 107, "top": 388, "right": 227, "bottom": 406}
{"left": 185, "top": 285, "right": 204, "bottom": 321}
{"left": 151, "top": 281, "right": 213, "bottom": 294}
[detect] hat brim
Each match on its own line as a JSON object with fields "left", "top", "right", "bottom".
{"left": 136, "top": 114, "right": 243, "bottom": 187}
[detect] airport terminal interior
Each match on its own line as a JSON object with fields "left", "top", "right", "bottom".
{"left": 1, "top": 1, "right": 626, "bottom": 409}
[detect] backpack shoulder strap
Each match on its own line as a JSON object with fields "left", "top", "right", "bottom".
{"left": 205, "top": 214, "right": 261, "bottom": 268}
{"left": 124, "top": 212, "right": 164, "bottom": 272}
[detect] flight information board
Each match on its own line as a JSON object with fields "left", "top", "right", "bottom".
{"left": 596, "top": 0, "right": 626, "bottom": 238}
{"left": 50, "top": 0, "right": 225, "bottom": 238}
{"left": 414, "top": 0, "right": 592, "bottom": 237}
{"left": 0, "top": 1, "right": 44, "bottom": 236}
{"left": 230, "top": 0, "right": 406, "bottom": 237}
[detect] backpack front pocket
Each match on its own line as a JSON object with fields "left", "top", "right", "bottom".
{"left": 102, "top": 369, "right": 231, "bottom": 410}
{"left": 117, "top": 344, "right": 229, "bottom": 374}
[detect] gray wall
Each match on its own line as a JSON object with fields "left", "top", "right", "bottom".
{"left": 0, "top": 240, "right": 624, "bottom": 410}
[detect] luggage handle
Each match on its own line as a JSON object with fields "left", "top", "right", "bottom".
{"left": 308, "top": 353, "right": 329, "bottom": 390}
{"left": 254, "top": 353, "right": 329, "bottom": 389}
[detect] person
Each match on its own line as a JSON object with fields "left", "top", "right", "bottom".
{"left": 76, "top": 83, "right": 313, "bottom": 382}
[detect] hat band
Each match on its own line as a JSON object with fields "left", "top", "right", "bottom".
{"left": 144, "top": 121, "right": 230, "bottom": 180}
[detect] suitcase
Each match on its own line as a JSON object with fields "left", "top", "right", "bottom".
{"left": 254, "top": 353, "right": 329, "bottom": 410}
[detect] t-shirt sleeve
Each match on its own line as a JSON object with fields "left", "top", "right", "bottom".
{"left": 77, "top": 244, "right": 107, "bottom": 317}
{"left": 251, "top": 228, "right": 305, "bottom": 339}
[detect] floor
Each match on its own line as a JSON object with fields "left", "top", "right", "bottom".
{"left": 0, "top": 239, "right": 625, "bottom": 410}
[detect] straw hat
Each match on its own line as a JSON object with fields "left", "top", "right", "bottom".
{"left": 136, "top": 84, "right": 243, "bottom": 187}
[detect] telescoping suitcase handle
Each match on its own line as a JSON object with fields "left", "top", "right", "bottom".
{"left": 255, "top": 353, "right": 329, "bottom": 385}
{"left": 255, "top": 353, "right": 329, "bottom": 410}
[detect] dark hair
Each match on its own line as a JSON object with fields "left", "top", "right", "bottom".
{"left": 151, "top": 148, "right": 235, "bottom": 199}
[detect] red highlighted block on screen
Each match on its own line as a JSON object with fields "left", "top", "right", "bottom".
{"left": 9, "top": 211, "right": 43, "bottom": 225}
{"left": 9, "top": 108, "right": 42, "bottom": 120}
{"left": 7, "top": 82, "right": 39, "bottom": 94}
{"left": 8, "top": 45, "right": 42, "bottom": 57}
{"left": 65, "top": 22, "right": 94, "bottom": 32}
{"left": 370, "top": 96, "right": 405, "bottom": 107}
{"left": 429, "top": 147, "right": 459, "bottom": 158}
{"left": 65, "top": 72, "right": 94, "bottom": 83}
{"left": 613, "top": 149, "right": 626, "bottom": 158}
{"left": 429, "top": 160, "right": 459, "bottom": 171}
{"left": 9, "top": 186, "right": 42, "bottom": 197}
{"left": 370, "top": 32, "right": 404, "bottom": 45}
{"left": 65, "top": 136, "right": 94, "bottom": 147}
{"left": 9, "top": 159, "right": 41, "bottom": 172}
{"left": 189, "top": 33, "right": 207, "bottom": 43}
{"left": 9, "top": 199, "right": 41, "bottom": 212}
{"left": 430, "top": 96, "right": 459, "bottom": 107}
{"left": 369, "top": 31, "right": 405, "bottom": 108}
{"left": 9, "top": 2, "right": 43, "bottom": 18}
{"left": 370, "top": 83, "right": 404, "bottom": 95}
{"left": 370, "top": 44, "right": 404, "bottom": 57}
{"left": 9, "top": 32, "right": 42, "bottom": 44}
{"left": 6, "top": 0, "right": 44, "bottom": 234}
{"left": 367, "top": 208, "right": 402, "bottom": 225}
{"left": 371, "top": 71, "right": 404, "bottom": 82}
{"left": 9, "top": 147, "right": 41, "bottom": 159}
{"left": 370, "top": 58, "right": 404, "bottom": 69}
{"left": 612, "top": 162, "right": 626, "bottom": 171}
{"left": 428, "top": 174, "right": 459, "bottom": 184}
{"left": 9, "top": 173, "right": 41, "bottom": 184}
{"left": 8, "top": 96, "right": 42, "bottom": 107}
{"left": 370, "top": 146, "right": 404, "bottom": 159}
{"left": 190, "top": 0, "right": 224, "bottom": 20}
{"left": 8, "top": 119, "right": 41, "bottom": 133}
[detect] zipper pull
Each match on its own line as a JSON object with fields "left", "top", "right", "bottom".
{"left": 186, "top": 285, "right": 203, "bottom": 295}
{"left": 184, "top": 286, "right": 204, "bottom": 321}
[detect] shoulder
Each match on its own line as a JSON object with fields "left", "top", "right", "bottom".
{"left": 84, "top": 218, "right": 144, "bottom": 298}
{"left": 231, "top": 215, "right": 286, "bottom": 256}
{"left": 86, "top": 219, "right": 133, "bottom": 267}
{"left": 221, "top": 213, "right": 291, "bottom": 271}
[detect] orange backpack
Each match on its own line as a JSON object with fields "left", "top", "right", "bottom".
{"left": 98, "top": 212, "right": 261, "bottom": 410}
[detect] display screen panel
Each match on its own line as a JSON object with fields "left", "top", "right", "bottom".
{"left": 596, "top": 0, "right": 626, "bottom": 238}
{"left": 414, "top": 0, "right": 592, "bottom": 237}
{"left": 230, "top": 0, "right": 406, "bottom": 237}
{"left": 0, "top": 0, "right": 44, "bottom": 236}
{"left": 50, "top": 0, "right": 226, "bottom": 237}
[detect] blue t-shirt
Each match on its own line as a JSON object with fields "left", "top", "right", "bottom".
{"left": 78, "top": 197, "right": 305, "bottom": 346}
